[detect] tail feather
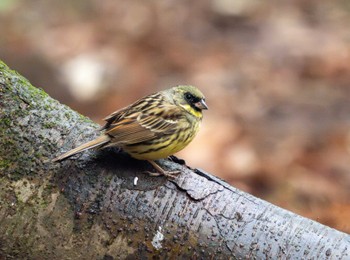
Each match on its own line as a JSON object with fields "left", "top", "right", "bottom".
{"left": 52, "top": 135, "right": 110, "bottom": 162}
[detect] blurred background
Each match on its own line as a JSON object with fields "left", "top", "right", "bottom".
{"left": 1, "top": 0, "right": 350, "bottom": 233}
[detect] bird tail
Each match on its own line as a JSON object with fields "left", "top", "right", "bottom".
{"left": 52, "top": 135, "right": 110, "bottom": 162}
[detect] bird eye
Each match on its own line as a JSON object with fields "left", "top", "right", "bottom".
{"left": 185, "top": 92, "right": 194, "bottom": 101}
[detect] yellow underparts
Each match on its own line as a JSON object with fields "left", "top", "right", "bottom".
{"left": 124, "top": 104, "right": 202, "bottom": 160}
{"left": 125, "top": 124, "right": 200, "bottom": 160}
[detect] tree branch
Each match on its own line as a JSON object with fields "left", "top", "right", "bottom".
{"left": 0, "top": 61, "right": 349, "bottom": 259}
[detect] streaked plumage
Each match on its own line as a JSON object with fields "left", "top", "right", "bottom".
{"left": 53, "top": 85, "right": 208, "bottom": 177}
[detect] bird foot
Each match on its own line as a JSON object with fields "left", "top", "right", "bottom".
{"left": 146, "top": 160, "right": 181, "bottom": 179}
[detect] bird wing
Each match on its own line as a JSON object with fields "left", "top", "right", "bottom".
{"left": 103, "top": 104, "right": 183, "bottom": 145}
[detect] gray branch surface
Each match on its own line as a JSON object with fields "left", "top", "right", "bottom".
{"left": 0, "top": 61, "right": 349, "bottom": 259}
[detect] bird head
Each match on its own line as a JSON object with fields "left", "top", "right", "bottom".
{"left": 171, "top": 85, "right": 208, "bottom": 118}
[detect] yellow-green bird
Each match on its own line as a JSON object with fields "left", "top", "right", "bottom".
{"left": 53, "top": 85, "right": 208, "bottom": 177}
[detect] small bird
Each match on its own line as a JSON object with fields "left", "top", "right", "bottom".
{"left": 53, "top": 85, "right": 208, "bottom": 177}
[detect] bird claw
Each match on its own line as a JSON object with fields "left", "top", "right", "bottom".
{"left": 163, "top": 170, "right": 181, "bottom": 179}
{"left": 145, "top": 171, "right": 161, "bottom": 177}
{"left": 145, "top": 170, "right": 181, "bottom": 179}
{"left": 145, "top": 160, "right": 182, "bottom": 179}
{"left": 145, "top": 171, "right": 181, "bottom": 179}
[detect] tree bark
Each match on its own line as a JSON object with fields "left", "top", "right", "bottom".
{"left": 0, "top": 60, "right": 349, "bottom": 259}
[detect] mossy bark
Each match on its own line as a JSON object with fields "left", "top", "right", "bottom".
{"left": 0, "top": 61, "right": 349, "bottom": 259}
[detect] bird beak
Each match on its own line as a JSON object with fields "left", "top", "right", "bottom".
{"left": 194, "top": 99, "right": 208, "bottom": 110}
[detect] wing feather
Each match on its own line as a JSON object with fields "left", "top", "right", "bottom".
{"left": 103, "top": 103, "right": 184, "bottom": 145}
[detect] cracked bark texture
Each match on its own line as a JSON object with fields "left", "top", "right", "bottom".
{"left": 0, "top": 61, "right": 349, "bottom": 259}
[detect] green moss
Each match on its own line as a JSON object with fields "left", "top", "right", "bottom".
{"left": 0, "top": 117, "right": 12, "bottom": 128}
{"left": 0, "top": 60, "right": 97, "bottom": 179}
{"left": 43, "top": 121, "right": 56, "bottom": 129}
{"left": 33, "top": 151, "right": 43, "bottom": 159}
{"left": 0, "top": 159, "right": 11, "bottom": 171}
{"left": 27, "top": 85, "right": 49, "bottom": 99}
{"left": 64, "top": 112, "right": 72, "bottom": 120}
{"left": 1, "top": 60, "right": 51, "bottom": 109}
{"left": 79, "top": 113, "right": 93, "bottom": 123}
{"left": 0, "top": 60, "right": 9, "bottom": 70}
